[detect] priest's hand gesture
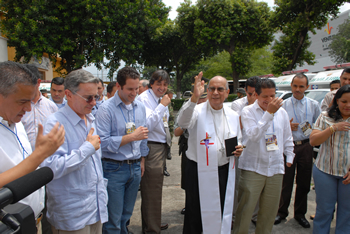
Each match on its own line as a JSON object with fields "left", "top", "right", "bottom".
{"left": 191, "top": 71, "right": 204, "bottom": 104}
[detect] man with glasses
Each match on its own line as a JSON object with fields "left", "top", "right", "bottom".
{"left": 178, "top": 73, "right": 243, "bottom": 233}
{"left": 41, "top": 69, "right": 108, "bottom": 234}
{"left": 95, "top": 67, "right": 149, "bottom": 234}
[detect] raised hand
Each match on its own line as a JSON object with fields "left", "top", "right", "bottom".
{"left": 267, "top": 97, "right": 283, "bottom": 114}
{"left": 35, "top": 123, "right": 65, "bottom": 158}
{"left": 191, "top": 71, "right": 204, "bottom": 103}
{"left": 86, "top": 128, "right": 100, "bottom": 150}
{"left": 160, "top": 94, "right": 171, "bottom": 107}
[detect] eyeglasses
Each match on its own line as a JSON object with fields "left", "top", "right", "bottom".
{"left": 208, "top": 87, "right": 227, "bottom": 93}
{"left": 74, "top": 92, "right": 100, "bottom": 103}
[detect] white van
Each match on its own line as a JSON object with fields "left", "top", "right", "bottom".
{"left": 309, "top": 69, "right": 343, "bottom": 90}
{"left": 274, "top": 73, "right": 317, "bottom": 91}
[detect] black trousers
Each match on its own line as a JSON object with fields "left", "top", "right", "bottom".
{"left": 183, "top": 159, "right": 229, "bottom": 234}
{"left": 278, "top": 142, "right": 313, "bottom": 219}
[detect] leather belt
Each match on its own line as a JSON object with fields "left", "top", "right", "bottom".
{"left": 102, "top": 157, "right": 141, "bottom": 164}
{"left": 148, "top": 141, "right": 167, "bottom": 145}
{"left": 293, "top": 139, "right": 309, "bottom": 146}
{"left": 36, "top": 212, "right": 43, "bottom": 225}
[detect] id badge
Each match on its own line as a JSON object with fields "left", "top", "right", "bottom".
{"left": 126, "top": 122, "right": 136, "bottom": 135}
{"left": 163, "top": 113, "right": 168, "bottom": 128}
{"left": 300, "top": 120, "right": 312, "bottom": 136}
{"left": 265, "top": 132, "right": 279, "bottom": 151}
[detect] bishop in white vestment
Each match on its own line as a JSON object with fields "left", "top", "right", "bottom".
{"left": 178, "top": 73, "right": 243, "bottom": 234}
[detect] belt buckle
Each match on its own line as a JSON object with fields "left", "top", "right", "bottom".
{"left": 36, "top": 212, "right": 43, "bottom": 225}
{"left": 126, "top": 160, "right": 132, "bottom": 164}
{"left": 295, "top": 141, "right": 302, "bottom": 145}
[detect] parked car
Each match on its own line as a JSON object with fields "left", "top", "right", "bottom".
{"left": 182, "top": 91, "right": 192, "bottom": 99}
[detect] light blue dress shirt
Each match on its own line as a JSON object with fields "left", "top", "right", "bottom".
{"left": 49, "top": 97, "right": 67, "bottom": 109}
{"left": 282, "top": 95, "right": 321, "bottom": 141}
{"left": 41, "top": 105, "right": 108, "bottom": 231}
{"left": 95, "top": 91, "right": 149, "bottom": 161}
{"left": 91, "top": 97, "right": 105, "bottom": 116}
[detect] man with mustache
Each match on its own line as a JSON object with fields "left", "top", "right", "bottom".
{"left": 275, "top": 73, "right": 321, "bottom": 228}
{"left": 233, "top": 79, "right": 294, "bottom": 233}
{"left": 137, "top": 70, "right": 171, "bottom": 233}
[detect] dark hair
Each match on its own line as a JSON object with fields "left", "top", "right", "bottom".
{"left": 328, "top": 85, "right": 350, "bottom": 121}
{"left": 255, "top": 79, "right": 275, "bottom": 95}
{"left": 149, "top": 70, "right": 170, "bottom": 87}
{"left": 51, "top": 77, "right": 65, "bottom": 86}
{"left": 98, "top": 78, "right": 104, "bottom": 86}
{"left": 116, "top": 67, "right": 140, "bottom": 88}
{"left": 291, "top": 73, "right": 309, "bottom": 85}
{"left": 330, "top": 80, "right": 340, "bottom": 87}
{"left": 341, "top": 68, "right": 350, "bottom": 76}
{"left": 107, "top": 81, "right": 117, "bottom": 94}
{"left": 245, "top": 76, "right": 261, "bottom": 89}
{"left": 0, "top": 61, "right": 39, "bottom": 97}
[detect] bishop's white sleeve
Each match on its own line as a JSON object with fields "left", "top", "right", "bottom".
{"left": 177, "top": 100, "right": 198, "bottom": 130}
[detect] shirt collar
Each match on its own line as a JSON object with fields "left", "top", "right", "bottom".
{"left": 291, "top": 95, "right": 306, "bottom": 104}
{"left": 148, "top": 89, "right": 160, "bottom": 103}
{"left": 62, "top": 104, "right": 94, "bottom": 126}
{"left": 114, "top": 91, "right": 138, "bottom": 107}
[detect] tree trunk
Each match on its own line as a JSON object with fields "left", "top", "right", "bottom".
{"left": 176, "top": 69, "right": 182, "bottom": 99}
{"left": 287, "top": 28, "right": 309, "bottom": 71}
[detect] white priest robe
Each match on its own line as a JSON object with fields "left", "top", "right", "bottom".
{"left": 177, "top": 100, "right": 242, "bottom": 234}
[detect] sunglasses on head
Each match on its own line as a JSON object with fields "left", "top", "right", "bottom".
{"left": 73, "top": 92, "right": 100, "bottom": 103}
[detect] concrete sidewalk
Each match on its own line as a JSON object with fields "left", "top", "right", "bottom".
{"left": 128, "top": 136, "right": 337, "bottom": 234}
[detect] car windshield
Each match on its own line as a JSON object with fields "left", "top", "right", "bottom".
{"left": 275, "top": 92, "right": 283, "bottom": 97}
{"left": 305, "top": 91, "right": 329, "bottom": 103}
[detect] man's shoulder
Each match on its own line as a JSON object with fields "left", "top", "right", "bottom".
{"left": 224, "top": 105, "right": 239, "bottom": 117}
{"left": 42, "top": 97, "right": 59, "bottom": 111}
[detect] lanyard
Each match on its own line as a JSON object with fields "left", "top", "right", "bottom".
{"left": 291, "top": 98, "right": 308, "bottom": 123}
{"left": 148, "top": 90, "right": 159, "bottom": 105}
{"left": 0, "top": 122, "right": 28, "bottom": 159}
{"left": 118, "top": 104, "right": 136, "bottom": 123}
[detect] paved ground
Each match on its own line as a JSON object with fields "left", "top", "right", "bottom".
{"left": 129, "top": 136, "right": 337, "bottom": 234}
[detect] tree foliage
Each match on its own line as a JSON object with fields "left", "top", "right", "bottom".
{"left": 142, "top": 0, "right": 212, "bottom": 98}
{"left": 329, "top": 19, "right": 350, "bottom": 64}
{"left": 0, "top": 0, "right": 169, "bottom": 75}
{"left": 194, "top": 0, "right": 274, "bottom": 91}
{"left": 271, "top": 0, "right": 347, "bottom": 74}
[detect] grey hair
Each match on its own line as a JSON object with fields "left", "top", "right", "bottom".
{"left": 141, "top": 79, "right": 149, "bottom": 88}
{"left": 0, "top": 61, "right": 40, "bottom": 97}
{"left": 64, "top": 69, "right": 99, "bottom": 93}
{"left": 208, "top": 76, "right": 229, "bottom": 90}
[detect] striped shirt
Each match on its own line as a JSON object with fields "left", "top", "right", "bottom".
{"left": 313, "top": 111, "right": 350, "bottom": 176}
{"left": 22, "top": 93, "right": 58, "bottom": 150}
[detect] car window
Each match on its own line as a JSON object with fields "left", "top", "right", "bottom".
{"left": 305, "top": 91, "right": 329, "bottom": 104}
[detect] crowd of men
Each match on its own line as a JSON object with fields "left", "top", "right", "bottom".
{"left": 1, "top": 60, "right": 350, "bottom": 234}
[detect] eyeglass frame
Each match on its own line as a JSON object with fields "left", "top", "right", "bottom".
{"left": 207, "top": 86, "right": 227, "bottom": 93}
{"left": 72, "top": 91, "right": 100, "bottom": 103}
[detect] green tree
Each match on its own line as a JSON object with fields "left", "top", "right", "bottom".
{"left": 0, "top": 0, "right": 169, "bottom": 75}
{"left": 329, "top": 19, "right": 350, "bottom": 64}
{"left": 202, "top": 52, "right": 232, "bottom": 80}
{"left": 194, "top": 0, "right": 274, "bottom": 91}
{"left": 142, "top": 1, "right": 214, "bottom": 98}
{"left": 246, "top": 46, "right": 274, "bottom": 78}
{"left": 271, "top": 0, "right": 347, "bottom": 74}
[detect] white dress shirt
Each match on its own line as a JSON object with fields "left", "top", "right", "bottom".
{"left": 0, "top": 117, "right": 44, "bottom": 217}
{"left": 137, "top": 89, "right": 169, "bottom": 143}
{"left": 231, "top": 96, "right": 248, "bottom": 116}
{"left": 177, "top": 100, "right": 241, "bottom": 166}
{"left": 239, "top": 101, "right": 295, "bottom": 177}
{"left": 22, "top": 93, "right": 58, "bottom": 150}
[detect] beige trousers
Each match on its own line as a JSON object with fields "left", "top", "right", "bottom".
{"left": 233, "top": 170, "right": 283, "bottom": 234}
{"left": 51, "top": 221, "right": 102, "bottom": 234}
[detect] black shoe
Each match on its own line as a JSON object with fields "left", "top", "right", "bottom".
{"left": 294, "top": 217, "right": 310, "bottom": 228}
{"left": 274, "top": 215, "right": 285, "bottom": 225}
{"left": 161, "top": 223, "right": 169, "bottom": 230}
{"left": 167, "top": 153, "right": 172, "bottom": 160}
{"left": 251, "top": 220, "right": 257, "bottom": 226}
{"left": 164, "top": 170, "right": 170, "bottom": 176}
{"left": 181, "top": 207, "right": 185, "bottom": 215}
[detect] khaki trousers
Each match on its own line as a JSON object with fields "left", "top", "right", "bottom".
{"left": 51, "top": 221, "right": 102, "bottom": 234}
{"left": 140, "top": 142, "right": 167, "bottom": 234}
{"left": 233, "top": 170, "right": 283, "bottom": 234}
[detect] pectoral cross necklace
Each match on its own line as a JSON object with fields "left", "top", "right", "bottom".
{"left": 210, "top": 107, "right": 230, "bottom": 157}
